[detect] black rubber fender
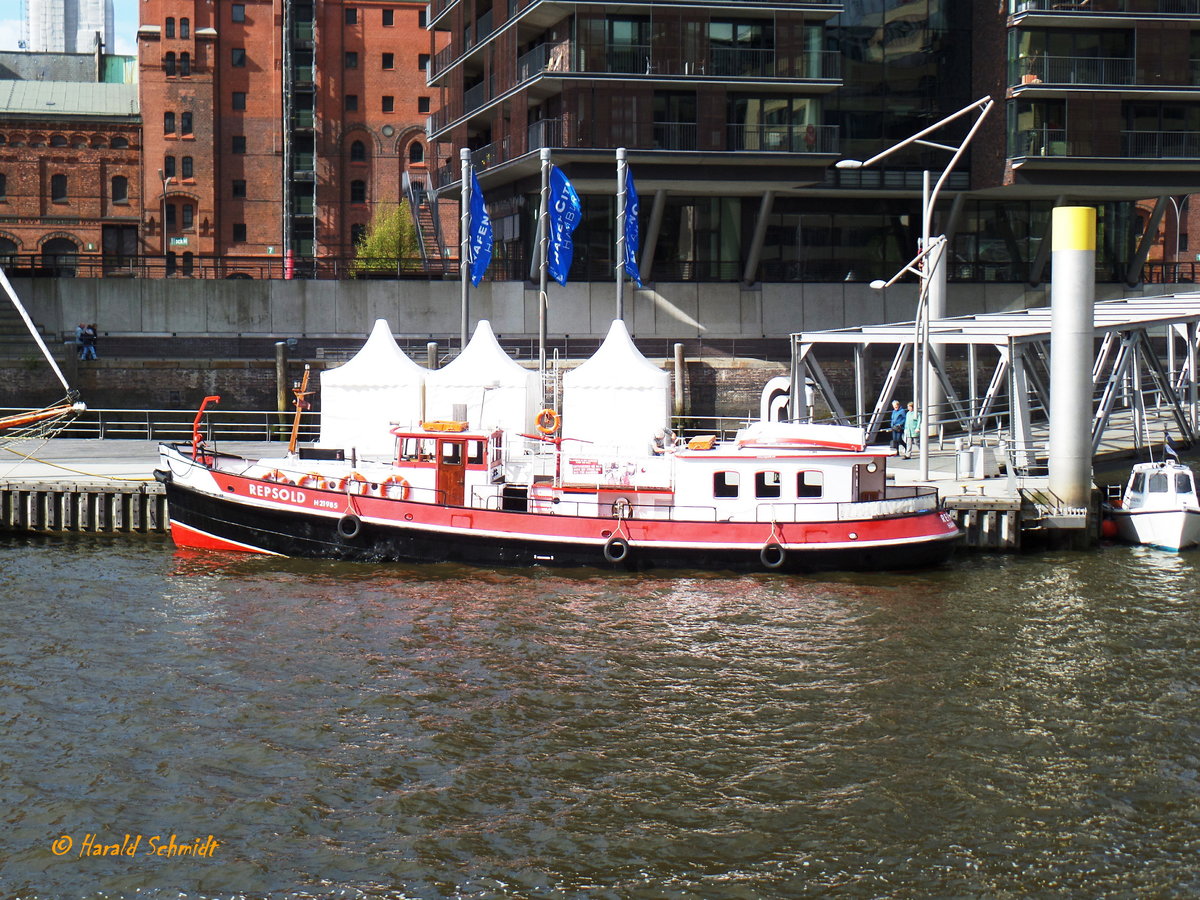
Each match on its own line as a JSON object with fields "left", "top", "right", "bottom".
{"left": 760, "top": 542, "right": 786, "bottom": 570}
{"left": 603, "top": 536, "right": 630, "bottom": 564}
{"left": 337, "top": 513, "right": 362, "bottom": 540}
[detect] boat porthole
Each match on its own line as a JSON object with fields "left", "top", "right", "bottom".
{"left": 760, "top": 542, "right": 786, "bottom": 570}
{"left": 404, "top": 513, "right": 413, "bottom": 521}
{"left": 603, "top": 537, "right": 630, "bottom": 564}
{"left": 337, "top": 514, "right": 361, "bottom": 540}
{"left": 866, "top": 462, "right": 878, "bottom": 473}
{"left": 848, "top": 532, "right": 858, "bottom": 540}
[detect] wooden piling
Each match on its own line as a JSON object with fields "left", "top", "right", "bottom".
{"left": 0, "top": 482, "right": 168, "bottom": 534}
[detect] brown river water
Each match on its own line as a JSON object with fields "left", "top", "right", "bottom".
{"left": 1, "top": 535, "right": 1198, "bottom": 898}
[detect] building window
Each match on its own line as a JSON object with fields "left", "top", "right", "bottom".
{"left": 382, "top": 95, "right": 394, "bottom": 113}
{"left": 231, "top": 4, "right": 244, "bottom": 23}
{"left": 232, "top": 47, "right": 245, "bottom": 67}
{"left": 111, "top": 137, "right": 128, "bottom": 149}
{"left": 182, "top": 251, "right": 194, "bottom": 276}
{"left": 350, "top": 180, "right": 366, "bottom": 203}
{"left": 182, "top": 156, "right": 193, "bottom": 179}
{"left": 165, "top": 204, "right": 176, "bottom": 227}
{"left": 409, "top": 142, "right": 424, "bottom": 163}
{"left": 382, "top": 9, "right": 393, "bottom": 26}
{"left": 109, "top": 175, "right": 128, "bottom": 204}
{"left": 345, "top": 7, "right": 357, "bottom": 24}
{"left": 165, "top": 16, "right": 175, "bottom": 37}
{"left": 180, "top": 52, "right": 190, "bottom": 76}
{"left": 232, "top": 179, "right": 246, "bottom": 197}
{"left": 233, "top": 92, "right": 247, "bottom": 110}
{"left": 164, "top": 111, "right": 176, "bottom": 134}
{"left": 350, "top": 140, "right": 366, "bottom": 161}
{"left": 180, "top": 17, "right": 189, "bottom": 38}
{"left": 345, "top": 94, "right": 358, "bottom": 111}
{"left": 233, "top": 223, "right": 247, "bottom": 242}
{"left": 418, "top": 9, "right": 426, "bottom": 27}
{"left": 345, "top": 51, "right": 358, "bottom": 69}
{"left": 351, "top": 223, "right": 367, "bottom": 246}
{"left": 181, "top": 112, "right": 193, "bottom": 135}
{"left": 51, "top": 134, "right": 67, "bottom": 147}
{"left": 418, "top": 53, "right": 429, "bottom": 71}
{"left": 163, "top": 51, "right": 176, "bottom": 75}
{"left": 163, "top": 155, "right": 176, "bottom": 178}
{"left": 0, "top": 173, "right": 6, "bottom": 200}
{"left": 232, "top": 135, "right": 246, "bottom": 153}
{"left": 182, "top": 204, "right": 194, "bottom": 230}
{"left": 382, "top": 52, "right": 394, "bottom": 69}
{"left": 418, "top": 96, "right": 430, "bottom": 113}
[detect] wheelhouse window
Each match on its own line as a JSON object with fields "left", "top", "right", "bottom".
{"left": 1148, "top": 472, "right": 1169, "bottom": 493}
{"left": 755, "top": 471, "right": 781, "bottom": 498}
{"left": 1177, "top": 472, "right": 1194, "bottom": 495}
{"left": 713, "top": 471, "right": 740, "bottom": 498}
{"left": 798, "top": 470, "right": 824, "bottom": 498}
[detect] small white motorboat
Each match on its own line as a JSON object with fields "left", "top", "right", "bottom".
{"left": 1106, "top": 455, "right": 1200, "bottom": 551}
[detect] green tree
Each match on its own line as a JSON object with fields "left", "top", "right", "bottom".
{"left": 352, "top": 201, "right": 421, "bottom": 276}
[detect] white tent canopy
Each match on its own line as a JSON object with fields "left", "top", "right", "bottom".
{"left": 424, "top": 319, "right": 540, "bottom": 436}
{"left": 318, "top": 318, "right": 426, "bottom": 456}
{"left": 562, "top": 319, "right": 670, "bottom": 453}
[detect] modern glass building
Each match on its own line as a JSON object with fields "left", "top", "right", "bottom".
{"left": 427, "top": 0, "right": 1200, "bottom": 289}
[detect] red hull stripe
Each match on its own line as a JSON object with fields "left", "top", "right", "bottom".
{"left": 170, "top": 519, "right": 281, "bottom": 556}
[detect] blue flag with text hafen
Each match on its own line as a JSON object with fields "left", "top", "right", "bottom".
{"left": 463, "top": 168, "right": 492, "bottom": 283}
{"left": 546, "top": 165, "right": 582, "bottom": 285}
{"left": 468, "top": 170, "right": 493, "bottom": 287}
{"left": 623, "top": 167, "right": 642, "bottom": 287}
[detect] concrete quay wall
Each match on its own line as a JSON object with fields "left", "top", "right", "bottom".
{"left": 12, "top": 277, "right": 1075, "bottom": 341}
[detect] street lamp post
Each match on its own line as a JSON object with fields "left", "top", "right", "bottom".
{"left": 158, "top": 169, "right": 173, "bottom": 265}
{"left": 835, "top": 95, "right": 994, "bottom": 481}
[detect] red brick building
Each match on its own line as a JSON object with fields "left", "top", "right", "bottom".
{"left": 0, "top": 75, "right": 141, "bottom": 275}
{"left": 136, "top": 0, "right": 440, "bottom": 276}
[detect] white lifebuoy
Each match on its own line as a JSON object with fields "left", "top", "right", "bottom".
{"left": 297, "top": 472, "right": 323, "bottom": 489}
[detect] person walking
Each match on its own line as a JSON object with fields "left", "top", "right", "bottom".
{"left": 890, "top": 400, "right": 906, "bottom": 453}
{"left": 74, "top": 323, "right": 85, "bottom": 359}
{"left": 903, "top": 401, "right": 921, "bottom": 459}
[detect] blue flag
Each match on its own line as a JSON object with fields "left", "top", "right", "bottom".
{"left": 467, "top": 170, "right": 493, "bottom": 287}
{"left": 546, "top": 165, "right": 581, "bottom": 286}
{"left": 623, "top": 167, "right": 642, "bottom": 287}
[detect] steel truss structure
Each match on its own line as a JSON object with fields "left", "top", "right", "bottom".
{"left": 790, "top": 292, "right": 1200, "bottom": 458}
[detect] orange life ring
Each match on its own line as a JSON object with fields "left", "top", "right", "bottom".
{"left": 297, "top": 472, "right": 324, "bottom": 488}
{"left": 536, "top": 408, "right": 560, "bottom": 435}
{"left": 378, "top": 475, "right": 410, "bottom": 500}
{"left": 263, "top": 469, "right": 292, "bottom": 484}
{"left": 330, "top": 472, "right": 371, "bottom": 494}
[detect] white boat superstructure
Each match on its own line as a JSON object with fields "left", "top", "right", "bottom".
{"left": 1109, "top": 458, "right": 1200, "bottom": 551}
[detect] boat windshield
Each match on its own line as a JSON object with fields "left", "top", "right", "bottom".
{"left": 1148, "top": 473, "right": 1169, "bottom": 493}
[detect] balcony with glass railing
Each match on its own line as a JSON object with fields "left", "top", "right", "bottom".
{"left": 1012, "top": 55, "right": 1135, "bottom": 86}
{"left": 1014, "top": 0, "right": 1200, "bottom": 12}
{"left": 1124, "top": 129, "right": 1200, "bottom": 157}
{"left": 1013, "top": 127, "right": 1070, "bottom": 157}
{"left": 728, "top": 122, "right": 839, "bottom": 153}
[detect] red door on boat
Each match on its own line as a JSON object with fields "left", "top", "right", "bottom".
{"left": 437, "top": 438, "right": 466, "bottom": 506}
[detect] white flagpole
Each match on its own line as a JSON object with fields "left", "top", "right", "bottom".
{"left": 538, "top": 148, "right": 551, "bottom": 382}
{"left": 459, "top": 148, "right": 470, "bottom": 351}
{"left": 615, "top": 147, "right": 627, "bottom": 321}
